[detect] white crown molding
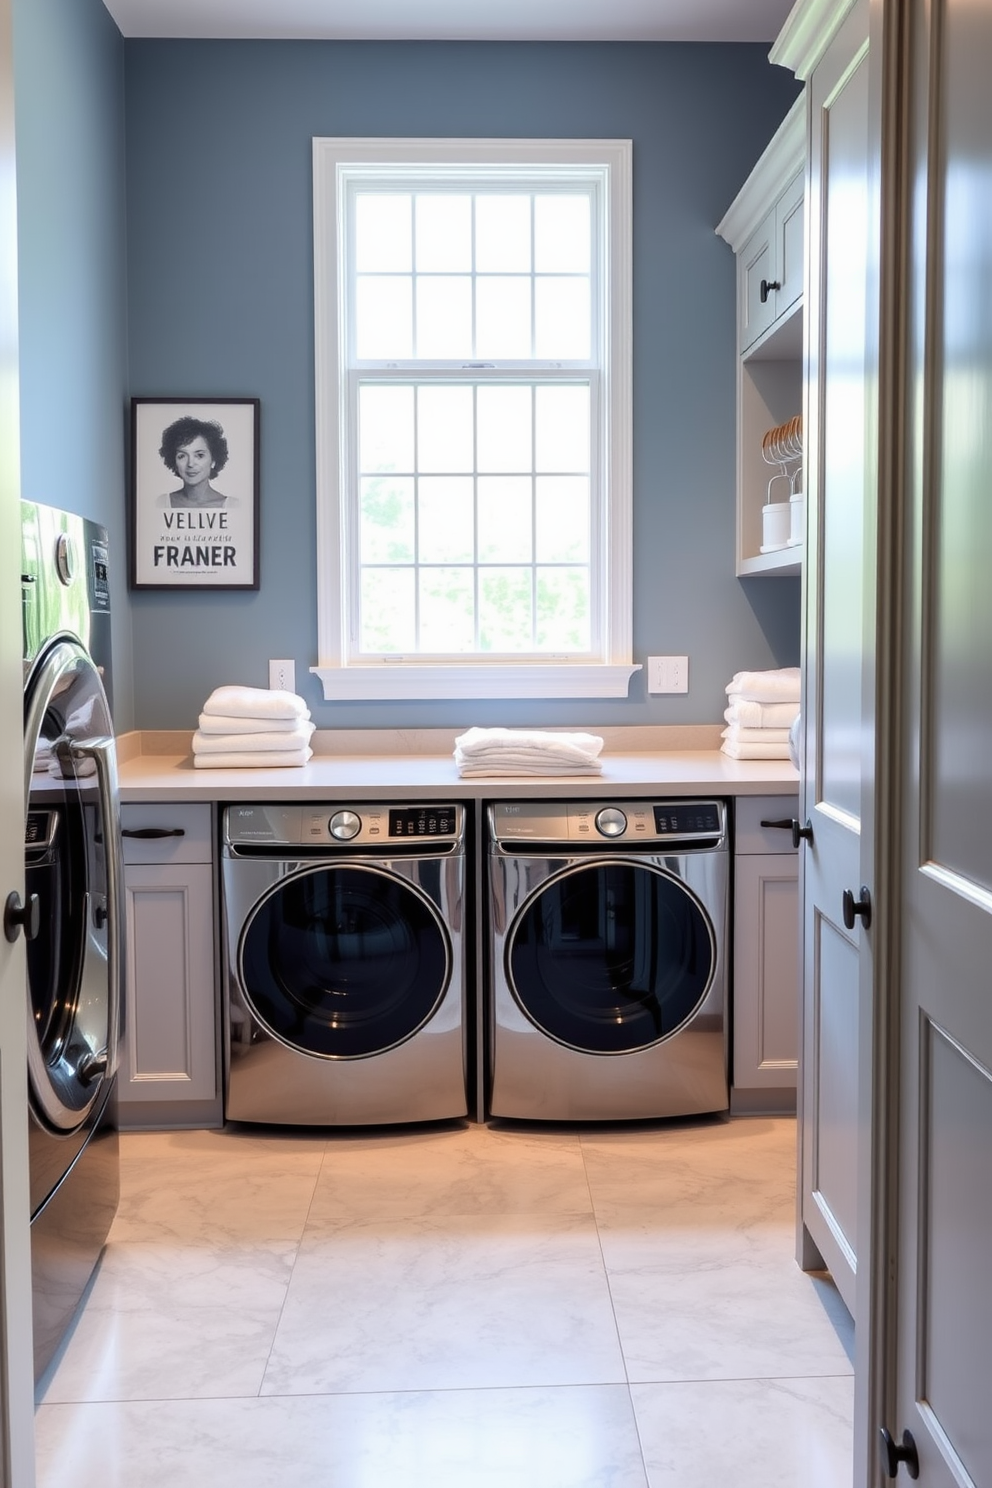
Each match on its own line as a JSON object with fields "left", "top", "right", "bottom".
{"left": 715, "top": 93, "right": 805, "bottom": 251}
{"left": 769, "top": 0, "right": 859, "bottom": 80}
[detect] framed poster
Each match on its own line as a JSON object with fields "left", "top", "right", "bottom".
{"left": 130, "top": 397, "right": 260, "bottom": 589}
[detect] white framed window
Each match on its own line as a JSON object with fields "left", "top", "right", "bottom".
{"left": 311, "top": 137, "right": 636, "bottom": 700}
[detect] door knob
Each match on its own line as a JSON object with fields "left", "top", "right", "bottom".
{"left": 4, "top": 890, "right": 41, "bottom": 943}
{"left": 879, "top": 1427, "right": 919, "bottom": 1480}
{"left": 760, "top": 817, "right": 813, "bottom": 849}
{"left": 759, "top": 277, "right": 781, "bottom": 304}
{"left": 842, "top": 886, "right": 872, "bottom": 931}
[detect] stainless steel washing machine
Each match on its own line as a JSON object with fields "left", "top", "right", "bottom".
{"left": 221, "top": 802, "right": 467, "bottom": 1125}
{"left": 487, "top": 799, "right": 729, "bottom": 1121}
{"left": 19, "top": 501, "right": 123, "bottom": 1382}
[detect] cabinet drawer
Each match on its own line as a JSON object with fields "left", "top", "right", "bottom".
{"left": 735, "top": 795, "right": 800, "bottom": 855}
{"left": 121, "top": 803, "right": 213, "bottom": 865}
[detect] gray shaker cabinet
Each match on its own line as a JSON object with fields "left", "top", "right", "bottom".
{"left": 732, "top": 795, "right": 799, "bottom": 1110}
{"left": 118, "top": 802, "right": 221, "bottom": 1128}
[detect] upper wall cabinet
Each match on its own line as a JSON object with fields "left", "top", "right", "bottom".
{"left": 738, "top": 169, "right": 804, "bottom": 352}
{"left": 717, "top": 95, "right": 806, "bottom": 577}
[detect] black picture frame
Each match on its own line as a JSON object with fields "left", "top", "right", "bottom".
{"left": 129, "top": 397, "right": 260, "bottom": 590}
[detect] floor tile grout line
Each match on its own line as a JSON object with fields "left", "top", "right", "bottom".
{"left": 251, "top": 1133, "right": 332, "bottom": 1398}
{"left": 37, "top": 1369, "right": 856, "bottom": 1413}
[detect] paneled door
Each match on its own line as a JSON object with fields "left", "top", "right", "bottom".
{"left": 883, "top": 0, "right": 992, "bottom": 1479}
{"left": 797, "top": 0, "right": 872, "bottom": 1320}
{"left": 0, "top": 0, "right": 39, "bottom": 1480}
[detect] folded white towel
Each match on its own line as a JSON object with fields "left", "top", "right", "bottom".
{"left": 455, "top": 727, "right": 604, "bottom": 760}
{"left": 720, "top": 739, "right": 793, "bottom": 760}
{"left": 724, "top": 698, "right": 800, "bottom": 729}
{"left": 721, "top": 726, "right": 792, "bottom": 745}
{"left": 724, "top": 668, "right": 801, "bottom": 704}
{"left": 192, "top": 747, "right": 314, "bottom": 770}
{"left": 201, "top": 685, "right": 309, "bottom": 721}
{"left": 192, "top": 722, "right": 315, "bottom": 755}
{"left": 454, "top": 727, "right": 605, "bottom": 778}
{"left": 33, "top": 739, "right": 54, "bottom": 772}
{"left": 198, "top": 710, "right": 310, "bottom": 735}
{"left": 66, "top": 695, "right": 99, "bottom": 736}
{"left": 457, "top": 754, "right": 603, "bottom": 778}
{"left": 48, "top": 753, "right": 97, "bottom": 778}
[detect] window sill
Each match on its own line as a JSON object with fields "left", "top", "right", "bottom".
{"left": 311, "top": 663, "right": 642, "bottom": 702}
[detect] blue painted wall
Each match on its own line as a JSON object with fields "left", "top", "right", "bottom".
{"left": 14, "top": 0, "right": 134, "bottom": 728}
{"left": 120, "top": 41, "right": 799, "bottom": 730}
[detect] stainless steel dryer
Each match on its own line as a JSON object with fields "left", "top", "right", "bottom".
{"left": 221, "top": 802, "right": 467, "bottom": 1125}
{"left": 487, "top": 799, "right": 729, "bottom": 1121}
{"left": 19, "top": 500, "right": 123, "bottom": 1382}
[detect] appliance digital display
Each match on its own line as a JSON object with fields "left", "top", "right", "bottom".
{"left": 653, "top": 803, "right": 721, "bottom": 836}
{"left": 389, "top": 807, "right": 457, "bottom": 838}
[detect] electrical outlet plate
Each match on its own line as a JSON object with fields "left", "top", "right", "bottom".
{"left": 268, "top": 659, "right": 296, "bottom": 694}
{"left": 647, "top": 655, "right": 689, "bottom": 694}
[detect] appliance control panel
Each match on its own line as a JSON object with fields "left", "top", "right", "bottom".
{"left": 224, "top": 803, "right": 463, "bottom": 849}
{"left": 489, "top": 799, "right": 727, "bottom": 847}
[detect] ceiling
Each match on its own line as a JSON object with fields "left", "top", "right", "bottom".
{"left": 100, "top": 0, "right": 796, "bottom": 43}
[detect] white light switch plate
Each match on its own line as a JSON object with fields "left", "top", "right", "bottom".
{"left": 647, "top": 655, "right": 689, "bottom": 694}
{"left": 268, "top": 659, "right": 296, "bottom": 693}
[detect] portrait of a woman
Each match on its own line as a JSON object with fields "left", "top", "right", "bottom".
{"left": 156, "top": 416, "right": 238, "bottom": 509}
{"left": 132, "top": 396, "right": 259, "bottom": 589}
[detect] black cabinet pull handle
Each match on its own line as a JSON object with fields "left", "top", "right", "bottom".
{"left": 121, "top": 827, "right": 186, "bottom": 839}
{"left": 760, "top": 817, "right": 813, "bottom": 850}
{"left": 842, "top": 886, "right": 872, "bottom": 931}
{"left": 4, "top": 890, "right": 40, "bottom": 944}
{"left": 759, "top": 277, "right": 781, "bottom": 304}
{"left": 879, "top": 1427, "right": 919, "bottom": 1480}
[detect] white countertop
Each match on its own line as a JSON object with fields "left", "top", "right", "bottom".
{"left": 117, "top": 726, "right": 799, "bottom": 803}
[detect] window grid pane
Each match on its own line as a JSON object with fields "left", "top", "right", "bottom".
{"left": 356, "top": 380, "right": 592, "bottom": 656}
{"left": 353, "top": 187, "right": 594, "bottom": 364}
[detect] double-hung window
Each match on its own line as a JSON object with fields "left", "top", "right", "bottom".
{"left": 312, "top": 137, "right": 634, "bottom": 699}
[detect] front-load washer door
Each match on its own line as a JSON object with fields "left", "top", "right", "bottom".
{"left": 506, "top": 860, "right": 716, "bottom": 1054}
{"left": 239, "top": 864, "right": 451, "bottom": 1058}
{"left": 24, "top": 637, "right": 122, "bottom": 1135}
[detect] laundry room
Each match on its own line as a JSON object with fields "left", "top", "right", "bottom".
{"left": 2, "top": 0, "right": 882, "bottom": 1484}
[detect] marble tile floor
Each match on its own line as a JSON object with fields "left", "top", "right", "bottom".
{"left": 34, "top": 1115, "right": 854, "bottom": 1488}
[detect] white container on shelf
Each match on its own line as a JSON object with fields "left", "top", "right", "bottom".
{"left": 788, "top": 491, "right": 805, "bottom": 546}
{"left": 761, "top": 501, "right": 791, "bottom": 552}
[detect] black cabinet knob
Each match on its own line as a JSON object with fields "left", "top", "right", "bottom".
{"left": 759, "top": 277, "right": 781, "bottom": 304}
{"left": 760, "top": 817, "right": 813, "bottom": 850}
{"left": 879, "top": 1427, "right": 919, "bottom": 1480}
{"left": 842, "top": 885, "right": 872, "bottom": 931}
{"left": 4, "top": 890, "right": 41, "bottom": 944}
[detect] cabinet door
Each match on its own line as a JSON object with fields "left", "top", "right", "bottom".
{"left": 798, "top": 2, "right": 871, "bottom": 1321}
{"left": 776, "top": 170, "right": 805, "bottom": 318}
{"left": 740, "top": 209, "right": 777, "bottom": 351}
{"left": 734, "top": 854, "right": 799, "bottom": 1101}
{"left": 121, "top": 861, "right": 216, "bottom": 1105}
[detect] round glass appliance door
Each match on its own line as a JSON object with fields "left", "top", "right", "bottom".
{"left": 506, "top": 860, "right": 715, "bottom": 1054}
{"left": 24, "top": 638, "right": 120, "bottom": 1131}
{"left": 239, "top": 865, "right": 451, "bottom": 1058}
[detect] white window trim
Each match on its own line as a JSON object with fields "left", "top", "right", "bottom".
{"left": 311, "top": 136, "right": 637, "bottom": 701}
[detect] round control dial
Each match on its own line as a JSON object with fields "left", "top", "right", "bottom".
{"left": 595, "top": 807, "right": 627, "bottom": 838}
{"left": 329, "top": 809, "right": 362, "bottom": 841}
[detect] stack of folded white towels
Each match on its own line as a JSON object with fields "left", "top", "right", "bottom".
{"left": 721, "top": 668, "right": 800, "bottom": 760}
{"left": 454, "top": 727, "right": 604, "bottom": 777}
{"left": 192, "top": 686, "right": 315, "bottom": 769}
